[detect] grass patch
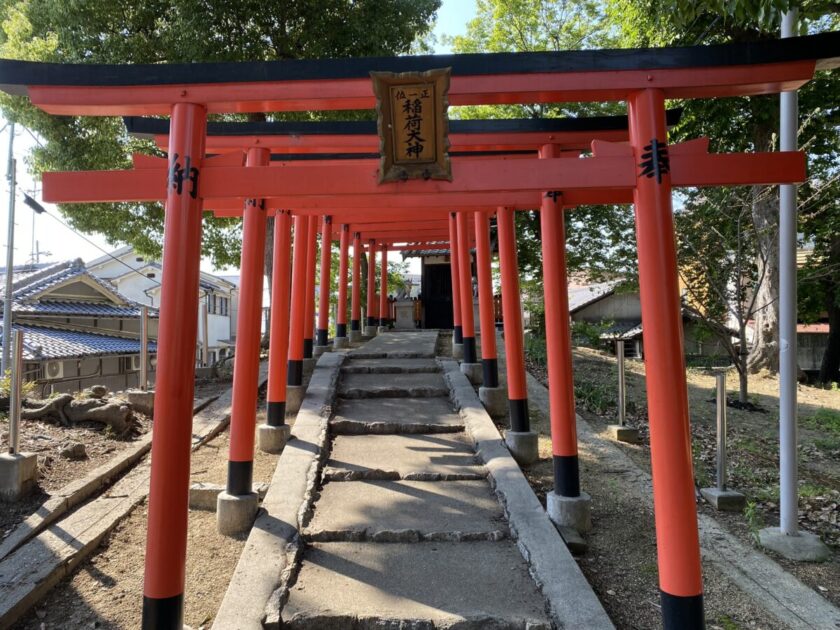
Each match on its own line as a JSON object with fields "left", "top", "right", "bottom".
{"left": 574, "top": 379, "right": 615, "bottom": 415}
{"left": 802, "top": 408, "right": 840, "bottom": 436}
{"left": 799, "top": 483, "right": 832, "bottom": 498}
{"left": 715, "top": 614, "right": 742, "bottom": 630}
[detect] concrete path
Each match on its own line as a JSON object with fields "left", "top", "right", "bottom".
{"left": 284, "top": 331, "right": 552, "bottom": 629}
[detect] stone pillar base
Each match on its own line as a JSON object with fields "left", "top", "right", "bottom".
{"left": 607, "top": 424, "right": 640, "bottom": 443}
{"left": 758, "top": 527, "right": 831, "bottom": 562}
{"left": 699, "top": 487, "right": 746, "bottom": 512}
{"left": 547, "top": 490, "right": 592, "bottom": 533}
{"left": 364, "top": 325, "right": 378, "bottom": 337}
{"left": 0, "top": 452, "right": 38, "bottom": 501}
{"left": 460, "top": 362, "right": 482, "bottom": 385}
{"left": 333, "top": 336, "right": 349, "bottom": 349}
{"left": 479, "top": 386, "right": 508, "bottom": 417}
{"left": 302, "top": 357, "right": 317, "bottom": 377}
{"left": 377, "top": 326, "right": 388, "bottom": 334}
{"left": 348, "top": 330, "right": 362, "bottom": 343}
{"left": 313, "top": 344, "right": 330, "bottom": 358}
{"left": 216, "top": 491, "right": 259, "bottom": 536}
{"left": 286, "top": 385, "right": 305, "bottom": 415}
{"left": 505, "top": 430, "right": 539, "bottom": 466}
{"left": 452, "top": 342, "right": 464, "bottom": 360}
{"left": 258, "top": 424, "right": 292, "bottom": 454}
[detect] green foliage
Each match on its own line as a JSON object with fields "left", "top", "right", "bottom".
{"left": 444, "top": 1, "right": 637, "bottom": 289}
{"left": 523, "top": 332, "right": 548, "bottom": 367}
{"left": 0, "top": 369, "right": 37, "bottom": 399}
{"left": 801, "top": 407, "right": 840, "bottom": 436}
{"left": 570, "top": 320, "right": 612, "bottom": 347}
{"left": 743, "top": 500, "right": 764, "bottom": 546}
{"left": 0, "top": 0, "right": 441, "bottom": 266}
{"left": 574, "top": 378, "right": 615, "bottom": 415}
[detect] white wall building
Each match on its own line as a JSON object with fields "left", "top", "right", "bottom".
{"left": 88, "top": 246, "right": 239, "bottom": 365}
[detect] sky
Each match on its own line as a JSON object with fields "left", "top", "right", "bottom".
{"left": 0, "top": 0, "right": 477, "bottom": 278}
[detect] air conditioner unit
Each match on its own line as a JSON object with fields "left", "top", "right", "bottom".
{"left": 45, "top": 360, "right": 64, "bottom": 380}
{"left": 131, "top": 355, "right": 142, "bottom": 371}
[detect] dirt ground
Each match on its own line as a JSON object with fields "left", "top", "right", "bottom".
{"left": 11, "top": 385, "right": 277, "bottom": 630}
{"left": 0, "top": 407, "right": 152, "bottom": 541}
{"left": 522, "top": 343, "right": 840, "bottom": 626}
{"left": 0, "top": 378, "right": 231, "bottom": 541}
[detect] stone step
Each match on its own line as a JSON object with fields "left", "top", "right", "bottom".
{"left": 337, "top": 372, "right": 449, "bottom": 399}
{"left": 282, "top": 542, "right": 551, "bottom": 630}
{"left": 341, "top": 358, "right": 440, "bottom": 374}
{"left": 324, "top": 433, "right": 483, "bottom": 481}
{"left": 304, "top": 480, "right": 508, "bottom": 542}
{"left": 330, "top": 397, "right": 463, "bottom": 435}
{"left": 348, "top": 330, "right": 439, "bottom": 359}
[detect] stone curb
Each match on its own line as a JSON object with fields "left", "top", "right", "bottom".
{"left": 0, "top": 395, "right": 219, "bottom": 563}
{"left": 212, "top": 351, "right": 344, "bottom": 630}
{"left": 441, "top": 359, "right": 614, "bottom": 630}
{"left": 523, "top": 370, "right": 840, "bottom": 630}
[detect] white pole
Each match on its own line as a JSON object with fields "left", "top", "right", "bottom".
{"left": 140, "top": 306, "right": 149, "bottom": 390}
{"left": 201, "top": 302, "right": 210, "bottom": 367}
{"left": 8, "top": 330, "right": 22, "bottom": 454}
{"left": 616, "top": 340, "right": 626, "bottom": 426}
{"left": 715, "top": 370, "right": 728, "bottom": 491}
{"left": 2, "top": 123, "right": 16, "bottom": 374}
{"left": 778, "top": 8, "right": 799, "bottom": 537}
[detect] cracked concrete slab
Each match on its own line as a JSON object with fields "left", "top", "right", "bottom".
{"left": 338, "top": 373, "right": 448, "bottom": 398}
{"left": 349, "top": 330, "right": 439, "bottom": 358}
{"left": 325, "top": 433, "right": 483, "bottom": 480}
{"left": 305, "top": 480, "right": 508, "bottom": 542}
{"left": 282, "top": 542, "right": 551, "bottom": 630}
{"left": 341, "top": 358, "right": 440, "bottom": 374}
{"left": 330, "top": 397, "right": 463, "bottom": 434}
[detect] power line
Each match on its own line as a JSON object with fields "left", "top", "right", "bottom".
{"left": 12, "top": 183, "right": 162, "bottom": 288}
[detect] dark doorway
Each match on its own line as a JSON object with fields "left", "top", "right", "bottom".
{"left": 422, "top": 262, "right": 453, "bottom": 329}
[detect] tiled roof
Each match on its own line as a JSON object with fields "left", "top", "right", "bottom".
{"left": 12, "top": 301, "right": 153, "bottom": 317}
{"left": 0, "top": 259, "right": 157, "bottom": 319}
{"left": 568, "top": 281, "right": 620, "bottom": 313}
{"left": 2, "top": 323, "right": 157, "bottom": 361}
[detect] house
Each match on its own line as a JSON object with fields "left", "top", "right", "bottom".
{"left": 0, "top": 259, "right": 158, "bottom": 395}
{"left": 569, "top": 281, "right": 729, "bottom": 361}
{"left": 87, "top": 246, "right": 239, "bottom": 365}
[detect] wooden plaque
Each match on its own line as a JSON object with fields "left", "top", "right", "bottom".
{"left": 371, "top": 68, "right": 451, "bottom": 183}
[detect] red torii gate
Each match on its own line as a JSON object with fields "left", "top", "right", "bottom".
{"left": 2, "top": 31, "right": 838, "bottom": 630}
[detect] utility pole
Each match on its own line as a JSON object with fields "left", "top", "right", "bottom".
{"left": 2, "top": 122, "right": 16, "bottom": 374}
{"left": 758, "top": 8, "right": 830, "bottom": 562}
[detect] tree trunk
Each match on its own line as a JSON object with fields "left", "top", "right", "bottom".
{"left": 819, "top": 235, "right": 840, "bottom": 383}
{"left": 738, "top": 322, "right": 750, "bottom": 403}
{"left": 747, "top": 120, "right": 781, "bottom": 373}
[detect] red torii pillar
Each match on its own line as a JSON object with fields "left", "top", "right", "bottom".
{"left": 539, "top": 146, "right": 590, "bottom": 534}
{"left": 314, "top": 215, "right": 332, "bottom": 355}
{"left": 142, "top": 102, "right": 206, "bottom": 629}
{"left": 303, "top": 214, "right": 318, "bottom": 364}
{"left": 260, "top": 209, "right": 293, "bottom": 453}
{"left": 448, "top": 212, "right": 464, "bottom": 359}
{"left": 457, "top": 210, "right": 481, "bottom": 383}
{"left": 349, "top": 231, "right": 362, "bottom": 342}
{"left": 334, "top": 224, "right": 351, "bottom": 348}
{"left": 218, "top": 146, "right": 269, "bottom": 536}
{"left": 475, "top": 209, "right": 507, "bottom": 416}
{"left": 378, "top": 243, "right": 389, "bottom": 329}
{"left": 286, "top": 214, "right": 310, "bottom": 414}
{"left": 630, "top": 89, "right": 704, "bottom": 628}
{"left": 497, "top": 206, "right": 538, "bottom": 466}
{"left": 365, "top": 239, "right": 377, "bottom": 336}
